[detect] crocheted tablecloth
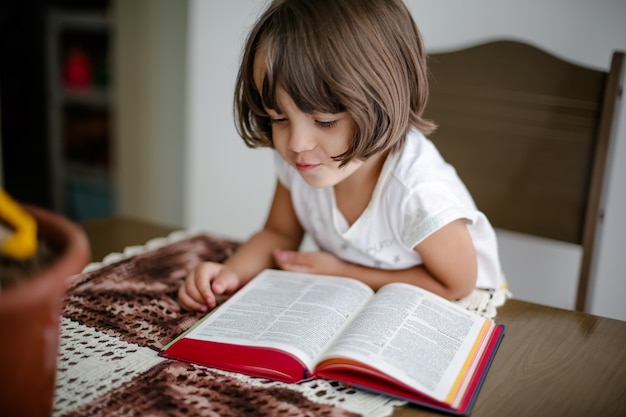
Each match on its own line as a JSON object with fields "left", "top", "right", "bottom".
{"left": 54, "top": 231, "right": 509, "bottom": 417}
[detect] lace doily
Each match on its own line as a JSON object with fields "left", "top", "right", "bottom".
{"left": 55, "top": 318, "right": 400, "bottom": 417}
{"left": 54, "top": 229, "right": 509, "bottom": 417}
{"left": 54, "top": 318, "right": 166, "bottom": 416}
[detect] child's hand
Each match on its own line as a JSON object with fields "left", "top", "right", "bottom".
{"left": 178, "top": 262, "right": 241, "bottom": 312}
{"left": 273, "top": 249, "right": 346, "bottom": 276}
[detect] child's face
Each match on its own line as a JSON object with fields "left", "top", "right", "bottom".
{"left": 254, "top": 57, "right": 364, "bottom": 189}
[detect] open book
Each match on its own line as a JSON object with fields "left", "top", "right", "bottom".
{"left": 160, "top": 269, "right": 504, "bottom": 416}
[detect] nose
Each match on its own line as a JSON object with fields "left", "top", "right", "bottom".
{"left": 287, "top": 123, "right": 316, "bottom": 153}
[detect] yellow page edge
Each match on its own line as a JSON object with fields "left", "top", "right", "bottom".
{"left": 444, "top": 320, "right": 491, "bottom": 404}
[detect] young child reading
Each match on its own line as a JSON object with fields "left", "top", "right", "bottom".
{"left": 178, "top": 0, "right": 503, "bottom": 312}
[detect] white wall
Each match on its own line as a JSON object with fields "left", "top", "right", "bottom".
{"left": 185, "top": 1, "right": 273, "bottom": 241}
{"left": 185, "top": 0, "right": 626, "bottom": 321}
{"left": 114, "top": 0, "right": 187, "bottom": 228}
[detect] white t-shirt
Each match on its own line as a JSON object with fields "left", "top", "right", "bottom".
{"left": 274, "top": 129, "right": 503, "bottom": 289}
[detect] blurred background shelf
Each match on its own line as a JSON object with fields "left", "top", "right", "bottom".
{"left": 46, "top": 8, "right": 115, "bottom": 221}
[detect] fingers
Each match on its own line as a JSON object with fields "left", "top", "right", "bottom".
{"left": 178, "top": 284, "right": 208, "bottom": 312}
{"left": 178, "top": 266, "right": 212, "bottom": 312}
{"left": 178, "top": 262, "right": 241, "bottom": 312}
{"left": 273, "top": 249, "right": 309, "bottom": 272}
{"left": 211, "top": 270, "right": 240, "bottom": 296}
{"left": 195, "top": 262, "right": 219, "bottom": 306}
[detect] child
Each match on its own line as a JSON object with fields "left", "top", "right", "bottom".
{"left": 178, "top": 0, "right": 503, "bottom": 312}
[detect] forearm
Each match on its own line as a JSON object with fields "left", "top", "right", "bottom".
{"left": 337, "top": 261, "right": 475, "bottom": 300}
{"left": 224, "top": 228, "right": 301, "bottom": 285}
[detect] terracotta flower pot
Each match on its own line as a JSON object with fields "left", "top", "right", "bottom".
{"left": 0, "top": 204, "right": 90, "bottom": 417}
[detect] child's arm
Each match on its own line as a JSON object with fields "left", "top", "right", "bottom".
{"left": 273, "top": 219, "right": 477, "bottom": 300}
{"left": 178, "top": 181, "right": 304, "bottom": 311}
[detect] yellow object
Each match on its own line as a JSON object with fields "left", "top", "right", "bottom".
{"left": 0, "top": 188, "right": 37, "bottom": 260}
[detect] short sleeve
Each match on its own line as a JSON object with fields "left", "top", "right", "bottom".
{"left": 401, "top": 182, "right": 477, "bottom": 249}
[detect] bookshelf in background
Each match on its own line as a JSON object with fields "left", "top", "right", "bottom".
{"left": 46, "top": 9, "right": 115, "bottom": 221}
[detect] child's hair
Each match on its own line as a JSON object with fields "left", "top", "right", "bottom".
{"left": 234, "top": 0, "right": 436, "bottom": 165}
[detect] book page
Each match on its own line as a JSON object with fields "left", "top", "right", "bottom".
{"left": 184, "top": 269, "right": 373, "bottom": 370}
{"left": 318, "top": 282, "right": 489, "bottom": 401}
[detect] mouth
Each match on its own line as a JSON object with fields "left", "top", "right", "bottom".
{"left": 295, "top": 162, "right": 320, "bottom": 173}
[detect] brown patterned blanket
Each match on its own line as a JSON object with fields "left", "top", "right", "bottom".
{"left": 54, "top": 232, "right": 401, "bottom": 417}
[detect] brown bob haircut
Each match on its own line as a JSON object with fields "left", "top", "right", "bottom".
{"left": 234, "top": 0, "right": 436, "bottom": 165}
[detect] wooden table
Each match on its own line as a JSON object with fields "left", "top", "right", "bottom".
{"left": 80, "top": 217, "right": 626, "bottom": 417}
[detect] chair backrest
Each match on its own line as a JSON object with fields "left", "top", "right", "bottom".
{"left": 423, "top": 40, "right": 624, "bottom": 311}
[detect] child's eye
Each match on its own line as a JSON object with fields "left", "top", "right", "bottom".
{"left": 316, "top": 120, "right": 338, "bottom": 128}
{"left": 269, "top": 117, "right": 287, "bottom": 124}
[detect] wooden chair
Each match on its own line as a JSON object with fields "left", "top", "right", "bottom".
{"left": 423, "top": 40, "right": 624, "bottom": 311}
